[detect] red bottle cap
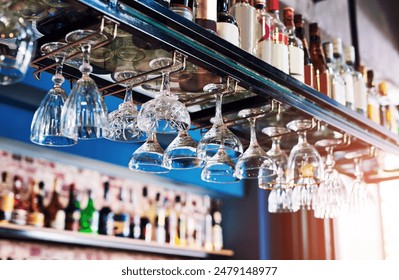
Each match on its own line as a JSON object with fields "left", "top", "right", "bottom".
{"left": 267, "top": 0, "right": 279, "bottom": 11}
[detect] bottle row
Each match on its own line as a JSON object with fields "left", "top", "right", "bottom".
{"left": 0, "top": 151, "right": 224, "bottom": 251}
{"left": 163, "top": 0, "right": 399, "bottom": 134}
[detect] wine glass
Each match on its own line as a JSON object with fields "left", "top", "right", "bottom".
{"left": 286, "top": 119, "right": 324, "bottom": 212}
{"left": 234, "top": 108, "right": 276, "bottom": 180}
{"left": 197, "top": 82, "right": 243, "bottom": 161}
{"left": 128, "top": 132, "right": 169, "bottom": 174}
{"left": 314, "top": 138, "right": 346, "bottom": 219}
{"left": 137, "top": 54, "right": 191, "bottom": 134}
{"left": 0, "top": 1, "right": 36, "bottom": 85}
{"left": 105, "top": 70, "right": 147, "bottom": 142}
{"left": 163, "top": 130, "right": 204, "bottom": 170}
{"left": 201, "top": 145, "right": 239, "bottom": 183}
{"left": 60, "top": 29, "right": 109, "bottom": 140}
{"left": 30, "top": 42, "right": 77, "bottom": 147}
{"left": 261, "top": 126, "right": 293, "bottom": 213}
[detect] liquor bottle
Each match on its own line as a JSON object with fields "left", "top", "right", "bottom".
{"left": 366, "top": 70, "right": 381, "bottom": 124}
{"left": 212, "top": 199, "right": 223, "bottom": 251}
{"left": 333, "top": 38, "right": 355, "bottom": 110}
{"left": 79, "top": 189, "right": 99, "bottom": 233}
{"left": 37, "top": 181, "right": 46, "bottom": 214}
{"left": 217, "top": 0, "right": 239, "bottom": 46}
{"left": 154, "top": 192, "right": 166, "bottom": 244}
{"left": 378, "top": 82, "right": 398, "bottom": 133}
{"left": 196, "top": 0, "right": 217, "bottom": 33}
{"left": 254, "top": 0, "right": 272, "bottom": 63}
{"left": 204, "top": 196, "right": 213, "bottom": 251}
{"left": 170, "top": 0, "right": 194, "bottom": 21}
{"left": 113, "top": 187, "right": 130, "bottom": 237}
{"left": 139, "top": 187, "right": 152, "bottom": 242}
{"left": 98, "top": 181, "right": 114, "bottom": 235}
{"left": 178, "top": 194, "right": 187, "bottom": 246}
{"left": 0, "top": 171, "right": 14, "bottom": 223}
{"left": 309, "top": 23, "right": 330, "bottom": 95}
{"left": 186, "top": 195, "right": 197, "bottom": 248}
{"left": 267, "top": 0, "right": 289, "bottom": 73}
{"left": 168, "top": 194, "right": 180, "bottom": 245}
{"left": 283, "top": 7, "right": 304, "bottom": 82}
{"left": 64, "top": 184, "right": 80, "bottom": 231}
{"left": 45, "top": 178, "right": 65, "bottom": 230}
{"left": 27, "top": 180, "right": 45, "bottom": 228}
{"left": 164, "top": 196, "right": 171, "bottom": 244}
{"left": 128, "top": 188, "right": 141, "bottom": 239}
{"left": 345, "top": 46, "right": 367, "bottom": 116}
{"left": 323, "top": 42, "right": 346, "bottom": 105}
{"left": 294, "top": 14, "right": 314, "bottom": 87}
{"left": 10, "top": 175, "right": 28, "bottom": 225}
{"left": 230, "top": 0, "right": 258, "bottom": 55}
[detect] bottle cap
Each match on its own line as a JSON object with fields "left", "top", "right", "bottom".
{"left": 255, "top": 0, "right": 266, "bottom": 6}
{"left": 367, "top": 70, "right": 374, "bottom": 88}
{"left": 332, "top": 37, "right": 343, "bottom": 54}
{"left": 283, "top": 7, "right": 294, "bottom": 26}
{"left": 267, "top": 0, "right": 279, "bottom": 11}
{"left": 217, "top": 0, "right": 229, "bottom": 12}
{"left": 142, "top": 186, "right": 148, "bottom": 197}
{"left": 344, "top": 45, "right": 355, "bottom": 62}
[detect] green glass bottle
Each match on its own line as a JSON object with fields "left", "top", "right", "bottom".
{"left": 79, "top": 189, "right": 98, "bottom": 233}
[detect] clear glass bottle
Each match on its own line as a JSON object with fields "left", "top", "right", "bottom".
{"left": 366, "top": 70, "right": 381, "bottom": 124}
{"left": 64, "top": 183, "right": 80, "bottom": 231}
{"left": 267, "top": 0, "right": 289, "bottom": 73}
{"left": 230, "top": 0, "right": 258, "bottom": 55}
{"left": 45, "top": 178, "right": 65, "bottom": 230}
{"left": 294, "top": 14, "right": 313, "bottom": 87}
{"left": 139, "top": 186, "right": 152, "bottom": 242}
{"left": 10, "top": 175, "right": 28, "bottom": 225}
{"left": 323, "top": 42, "right": 346, "bottom": 105}
{"left": 154, "top": 192, "right": 166, "bottom": 244}
{"left": 345, "top": 46, "right": 367, "bottom": 116}
{"left": 217, "top": 0, "right": 239, "bottom": 46}
{"left": 309, "top": 23, "right": 329, "bottom": 95}
{"left": 333, "top": 38, "right": 355, "bottom": 110}
{"left": 113, "top": 187, "right": 130, "bottom": 237}
{"left": 128, "top": 187, "right": 141, "bottom": 239}
{"left": 170, "top": 0, "right": 194, "bottom": 21}
{"left": 79, "top": 189, "right": 99, "bottom": 233}
{"left": 27, "top": 180, "right": 45, "bottom": 228}
{"left": 98, "top": 181, "right": 114, "bottom": 235}
{"left": 204, "top": 195, "right": 213, "bottom": 251}
{"left": 212, "top": 199, "right": 223, "bottom": 251}
{"left": 0, "top": 171, "right": 14, "bottom": 223}
{"left": 283, "top": 7, "right": 304, "bottom": 82}
{"left": 254, "top": 0, "right": 272, "bottom": 63}
{"left": 196, "top": 0, "right": 217, "bottom": 33}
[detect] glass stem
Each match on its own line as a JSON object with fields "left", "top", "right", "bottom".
{"left": 79, "top": 43, "right": 93, "bottom": 76}
{"left": 124, "top": 84, "right": 134, "bottom": 105}
{"left": 271, "top": 137, "right": 282, "bottom": 153}
{"left": 248, "top": 117, "right": 259, "bottom": 148}
{"left": 52, "top": 56, "right": 65, "bottom": 88}
{"left": 214, "top": 92, "right": 224, "bottom": 126}
{"left": 160, "top": 72, "right": 171, "bottom": 96}
{"left": 325, "top": 147, "right": 335, "bottom": 171}
{"left": 297, "top": 131, "right": 307, "bottom": 145}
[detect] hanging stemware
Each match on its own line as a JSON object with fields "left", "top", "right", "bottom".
{"left": 137, "top": 53, "right": 191, "bottom": 134}
{"left": 197, "top": 81, "right": 243, "bottom": 161}
{"left": 286, "top": 119, "right": 325, "bottom": 212}
{"left": 234, "top": 108, "right": 276, "bottom": 180}
{"left": 60, "top": 29, "right": 109, "bottom": 140}
{"left": 30, "top": 42, "right": 77, "bottom": 147}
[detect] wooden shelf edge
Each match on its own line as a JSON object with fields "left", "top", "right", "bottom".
{"left": 0, "top": 224, "right": 233, "bottom": 259}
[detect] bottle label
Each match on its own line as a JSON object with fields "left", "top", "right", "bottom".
{"left": 65, "top": 211, "right": 80, "bottom": 231}
{"left": 0, "top": 193, "right": 14, "bottom": 213}
{"left": 288, "top": 45, "right": 304, "bottom": 83}
{"left": 271, "top": 32, "right": 288, "bottom": 45}
{"left": 27, "top": 212, "right": 44, "bottom": 227}
{"left": 353, "top": 78, "right": 367, "bottom": 113}
{"left": 367, "top": 103, "right": 380, "bottom": 124}
{"left": 114, "top": 220, "right": 129, "bottom": 237}
{"left": 196, "top": 0, "right": 216, "bottom": 21}
{"left": 271, "top": 43, "right": 289, "bottom": 74}
{"left": 217, "top": 22, "right": 239, "bottom": 47}
{"left": 50, "top": 210, "right": 66, "bottom": 230}
{"left": 304, "top": 64, "right": 314, "bottom": 87}
{"left": 257, "top": 39, "right": 272, "bottom": 64}
{"left": 331, "top": 75, "right": 346, "bottom": 105}
{"left": 232, "top": 5, "right": 257, "bottom": 55}
{"left": 11, "top": 209, "right": 27, "bottom": 225}
{"left": 344, "top": 73, "right": 355, "bottom": 106}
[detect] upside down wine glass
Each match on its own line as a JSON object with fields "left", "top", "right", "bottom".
{"left": 105, "top": 70, "right": 147, "bottom": 142}
{"left": 137, "top": 55, "right": 190, "bottom": 134}
{"left": 234, "top": 108, "right": 276, "bottom": 180}
{"left": 30, "top": 42, "right": 77, "bottom": 147}
{"left": 61, "top": 29, "right": 109, "bottom": 140}
{"left": 261, "top": 126, "right": 292, "bottom": 213}
{"left": 286, "top": 119, "right": 324, "bottom": 212}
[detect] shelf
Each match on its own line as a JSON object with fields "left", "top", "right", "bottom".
{"left": 0, "top": 224, "right": 233, "bottom": 259}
